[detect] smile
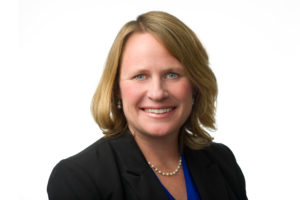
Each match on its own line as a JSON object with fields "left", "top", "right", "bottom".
{"left": 143, "top": 108, "right": 174, "bottom": 114}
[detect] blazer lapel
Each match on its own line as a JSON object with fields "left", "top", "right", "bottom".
{"left": 184, "top": 147, "right": 230, "bottom": 200}
{"left": 110, "top": 133, "right": 169, "bottom": 200}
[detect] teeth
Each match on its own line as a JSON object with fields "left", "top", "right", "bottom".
{"left": 144, "top": 108, "right": 173, "bottom": 114}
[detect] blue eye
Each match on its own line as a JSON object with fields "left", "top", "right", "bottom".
{"left": 166, "top": 73, "right": 178, "bottom": 79}
{"left": 135, "top": 74, "right": 145, "bottom": 80}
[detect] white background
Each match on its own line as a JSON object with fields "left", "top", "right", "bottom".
{"left": 1, "top": 0, "right": 300, "bottom": 199}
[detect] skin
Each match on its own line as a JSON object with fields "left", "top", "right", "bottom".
{"left": 119, "top": 32, "right": 193, "bottom": 200}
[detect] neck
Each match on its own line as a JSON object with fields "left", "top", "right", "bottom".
{"left": 130, "top": 129, "right": 181, "bottom": 169}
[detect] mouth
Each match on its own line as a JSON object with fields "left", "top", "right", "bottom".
{"left": 141, "top": 107, "right": 176, "bottom": 114}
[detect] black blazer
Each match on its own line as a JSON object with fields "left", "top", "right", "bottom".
{"left": 47, "top": 132, "right": 247, "bottom": 200}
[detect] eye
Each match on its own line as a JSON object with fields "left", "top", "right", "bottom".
{"left": 134, "top": 74, "right": 146, "bottom": 80}
{"left": 166, "top": 72, "right": 178, "bottom": 79}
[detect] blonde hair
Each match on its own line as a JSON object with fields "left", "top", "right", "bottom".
{"left": 92, "top": 11, "right": 218, "bottom": 149}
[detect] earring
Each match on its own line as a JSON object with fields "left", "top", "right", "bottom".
{"left": 117, "top": 99, "right": 122, "bottom": 109}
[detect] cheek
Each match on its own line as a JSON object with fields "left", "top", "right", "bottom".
{"left": 119, "top": 82, "right": 143, "bottom": 103}
{"left": 172, "top": 80, "right": 193, "bottom": 100}
{"left": 120, "top": 84, "right": 133, "bottom": 98}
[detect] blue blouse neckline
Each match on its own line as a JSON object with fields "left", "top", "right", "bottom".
{"left": 153, "top": 154, "right": 202, "bottom": 200}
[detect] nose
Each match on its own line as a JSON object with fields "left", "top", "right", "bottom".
{"left": 147, "top": 77, "right": 168, "bottom": 101}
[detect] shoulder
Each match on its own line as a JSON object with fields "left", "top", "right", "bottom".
{"left": 203, "top": 142, "right": 238, "bottom": 165}
{"left": 185, "top": 142, "right": 241, "bottom": 174}
{"left": 204, "top": 142, "right": 248, "bottom": 199}
{"left": 51, "top": 135, "right": 122, "bottom": 173}
{"left": 184, "top": 142, "right": 247, "bottom": 199}
{"left": 49, "top": 133, "right": 132, "bottom": 175}
{"left": 200, "top": 142, "right": 243, "bottom": 177}
{"left": 60, "top": 132, "right": 137, "bottom": 166}
{"left": 65, "top": 134, "right": 123, "bottom": 165}
{"left": 47, "top": 133, "right": 132, "bottom": 200}
{"left": 185, "top": 142, "right": 238, "bottom": 166}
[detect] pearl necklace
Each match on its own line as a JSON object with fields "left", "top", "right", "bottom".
{"left": 148, "top": 157, "right": 182, "bottom": 176}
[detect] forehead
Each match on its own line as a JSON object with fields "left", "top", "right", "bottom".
{"left": 122, "top": 32, "right": 165, "bottom": 59}
{"left": 120, "top": 32, "right": 183, "bottom": 71}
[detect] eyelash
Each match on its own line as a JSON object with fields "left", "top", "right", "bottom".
{"left": 166, "top": 72, "right": 178, "bottom": 79}
{"left": 134, "top": 74, "right": 146, "bottom": 80}
{"left": 133, "top": 72, "right": 179, "bottom": 80}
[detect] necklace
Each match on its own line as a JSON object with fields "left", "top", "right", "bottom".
{"left": 148, "top": 157, "right": 182, "bottom": 176}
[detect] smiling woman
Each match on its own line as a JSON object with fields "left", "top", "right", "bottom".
{"left": 119, "top": 32, "right": 194, "bottom": 142}
{"left": 47, "top": 11, "right": 247, "bottom": 200}
{"left": 92, "top": 11, "right": 218, "bottom": 150}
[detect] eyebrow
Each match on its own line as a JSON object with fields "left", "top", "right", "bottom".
{"left": 130, "top": 65, "right": 185, "bottom": 72}
{"left": 120, "top": 64, "right": 186, "bottom": 78}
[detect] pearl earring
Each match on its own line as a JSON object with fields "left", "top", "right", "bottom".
{"left": 117, "top": 99, "right": 122, "bottom": 109}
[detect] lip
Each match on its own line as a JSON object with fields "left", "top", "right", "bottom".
{"left": 140, "top": 106, "right": 176, "bottom": 118}
{"left": 140, "top": 106, "right": 176, "bottom": 110}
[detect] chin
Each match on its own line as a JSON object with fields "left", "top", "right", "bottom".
{"left": 144, "top": 127, "right": 179, "bottom": 138}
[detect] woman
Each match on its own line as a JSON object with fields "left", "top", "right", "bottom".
{"left": 47, "top": 11, "right": 247, "bottom": 200}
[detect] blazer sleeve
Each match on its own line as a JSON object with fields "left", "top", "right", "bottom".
{"left": 206, "top": 143, "right": 248, "bottom": 200}
{"left": 47, "top": 159, "right": 101, "bottom": 200}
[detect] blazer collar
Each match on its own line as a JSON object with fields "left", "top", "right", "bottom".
{"left": 184, "top": 146, "right": 229, "bottom": 200}
{"left": 109, "top": 132, "right": 169, "bottom": 200}
{"left": 110, "top": 133, "right": 229, "bottom": 200}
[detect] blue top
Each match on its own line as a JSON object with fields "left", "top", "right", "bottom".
{"left": 154, "top": 154, "right": 202, "bottom": 200}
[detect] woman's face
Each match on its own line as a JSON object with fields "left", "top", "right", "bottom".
{"left": 119, "top": 33, "right": 193, "bottom": 140}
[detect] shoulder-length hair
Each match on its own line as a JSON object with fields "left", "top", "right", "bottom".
{"left": 91, "top": 11, "right": 218, "bottom": 149}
